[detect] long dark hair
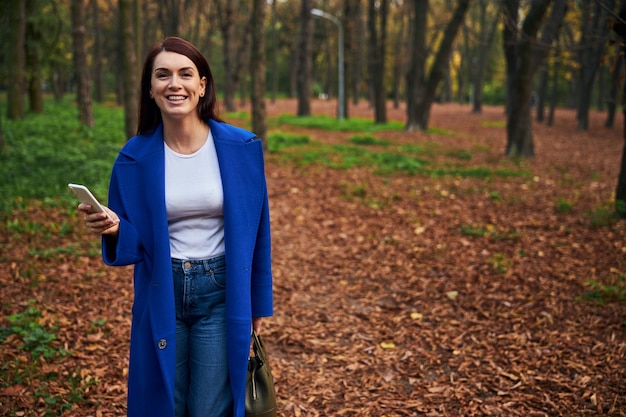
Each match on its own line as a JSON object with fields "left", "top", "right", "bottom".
{"left": 136, "top": 36, "right": 221, "bottom": 135}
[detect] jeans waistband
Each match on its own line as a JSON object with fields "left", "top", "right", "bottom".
{"left": 171, "top": 254, "right": 225, "bottom": 272}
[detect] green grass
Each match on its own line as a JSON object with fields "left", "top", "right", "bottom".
{"left": 267, "top": 132, "right": 310, "bottom": 153}
{"left": 349, "top": 134, "right": 390, "bottom": 146}
{"left": 0, "top": 97, "right": 124, "bottom": 213}
{"left": 275, "top": 114, "right": 405, "bottom": 132}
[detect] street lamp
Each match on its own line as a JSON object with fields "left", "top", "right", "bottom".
{"left": 311, "top": 8, "right": 345, "bottom": 121}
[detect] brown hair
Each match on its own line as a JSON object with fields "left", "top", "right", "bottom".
{"left": 137, "top": 36, "right": 221, "bottom": 135}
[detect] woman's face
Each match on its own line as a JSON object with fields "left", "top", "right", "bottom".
{"left": 150, "top": 51, "right": 207, "bottom": 121}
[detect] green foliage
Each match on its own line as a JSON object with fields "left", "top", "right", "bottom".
{"left": 349, "top": 135, "right": 390, "bottom": 146}
{"left": 275, "top": 114, "right": 405, "bottom": 132}
{"left": 276, "top": 136, "right": 529, "bottom": 179}
{"left": 581, "top": 274, "right": 626, "bottom": 305}
{"left": 0, "top": 97, "right": 124, "bottom": 213}
{"left": 459, "top": 225, "right": 488, "bottom": 237}
{"left": 489, "top": 253, "right": 511, "bottom": 274}
{"left": 4, "top": 300, "right": 66, "bottom": 360}
{"left": 459, "top": 224, "right": 519, "bottom": 241}
{"left": 481, "top": 121, "right": 506, "bottom": 128}
{"left": 489, "top": 191, "right": 501, "bottom": 202}
{"left": 444, "top": 149, "right": 473, "bottom": 160}
{"left": 267, "top": 132, "right": 310, "bottom": 153}
{"left": 587, "top": 204, "right": 619, "bottom": 228}
{"left": 556, "top": 198, "right": 573, "bottom": 214}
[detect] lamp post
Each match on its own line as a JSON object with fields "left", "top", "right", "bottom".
{"left": 311, "top": 8, "right": 345, "bottom": 121}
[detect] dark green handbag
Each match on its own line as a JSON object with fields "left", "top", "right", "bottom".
{"left": 246, "top": 331, "right": 277, "bottom": 417}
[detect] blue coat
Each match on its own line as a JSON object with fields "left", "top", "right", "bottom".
{"left": 102, "top": 119, "right": 273, "bottom": 417}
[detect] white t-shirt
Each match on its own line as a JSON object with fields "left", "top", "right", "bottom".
{"left": 164, "top": 130, "right": 225, "bottom": 259}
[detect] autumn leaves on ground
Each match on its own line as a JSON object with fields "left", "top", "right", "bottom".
{"left": 2, "top": 99, "right": 626, "bottom": 416}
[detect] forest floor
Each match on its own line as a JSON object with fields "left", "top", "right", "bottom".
{"left": 2, "top": 99, "right": 626, "bottom": 416}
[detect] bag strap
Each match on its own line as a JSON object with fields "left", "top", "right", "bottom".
{"left": 251, "top": 330, "right": 270, "bottom": 368}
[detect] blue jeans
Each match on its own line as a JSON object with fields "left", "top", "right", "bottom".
{"left": 172, "top": 256, "right": 233, "bottom": 417}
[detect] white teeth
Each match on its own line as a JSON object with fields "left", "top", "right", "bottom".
{"left": 167, "top": 96, "right": 186, "bottom": 101}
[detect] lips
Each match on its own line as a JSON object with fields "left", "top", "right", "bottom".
{"left": 167, "top": 95, "right": 187, "bottom": 102}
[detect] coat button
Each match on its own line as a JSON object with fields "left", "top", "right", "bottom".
{"left": 158, "top": 339, "right": 167, "bottom": 349}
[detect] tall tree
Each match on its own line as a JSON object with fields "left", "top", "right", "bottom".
{"left": 471, "top": 0, "right": 500, "bottom": 113}
{"left": 270, "top": 0, "right": 279, "bottom": 103}
{"left": 367, "top": 0, "right": 389, "bottom": 123}
{"left": 612, "top": 3, "right": 626, "bottom": 217}
{"left": 392, "top": 1, "right": 409, "bottom": 109}
{"left": 158, "top": 0, "right": 183, "bottom": 36}
{"left": 25, "top": 0, "right": 44, "bottom": 114}
{"left": 91, "top": 0, "right": 104, "bottom": 102}
{"left": 344, "top": 0, "right": 365, "bottom": 108}
{"left": 296, "top": 0, "right": 314, "bottom": 116}
{"left": 605, "top": 44, "right": 622, "bottom": 128}
{"left": 120, "top": 0, "right": 138, "bottom": 138}
{"left": 406, "top": 0, "right": 470, "bottom": 131}
{"left": 250, "top": 0, "right": 267, "bottom": 149}
{"left": 534, "top": 0, "right": 568, "bottom": 122}
{"left": 216, "top": 0, "right": 250, "bottom": 112}
{"left": 71, "top": 0, "right": 94, "bottom": 126}
{"left": 7, "top": 0, "right": 26, "bottom": 120}
{"left": 576, "top": 0, "right": 615, "bottom": 130}
{"left": 502, "top": 0, "right": 551, "bottom": 157}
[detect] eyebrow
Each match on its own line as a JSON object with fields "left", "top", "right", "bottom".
{"left": 153, "top": 66, "right": 196, "bottom": 73}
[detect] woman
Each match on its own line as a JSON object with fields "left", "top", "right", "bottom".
{"left": 79, "top": 36, "right": 273, "bottom": 417}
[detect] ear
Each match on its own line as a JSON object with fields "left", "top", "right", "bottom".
{"left": 149, "top": 90, "right": 154, "bottom": 99}
{"left": 200, "top": 76, "right": 207, "bottom": 97}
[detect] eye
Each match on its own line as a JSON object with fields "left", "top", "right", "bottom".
{"left": 155, "top": 72, "right": 169, "bottom": 79}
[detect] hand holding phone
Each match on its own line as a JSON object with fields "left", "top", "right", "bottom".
{"left": 68, "top": 183, "right": 112, "bottom": 220}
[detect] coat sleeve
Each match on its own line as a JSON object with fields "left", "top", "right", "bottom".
{"left": 250, "top": 180, "right": 273, "bottom": 318}
{"left": 102, "top": 162, "right": 144, "bottom": 266}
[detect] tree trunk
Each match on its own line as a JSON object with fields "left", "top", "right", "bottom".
{"left": 7, "top": 0, "right": 26, "bottom": 120}
{"left": 503, "top": 0, "right": 551, "bottom": 158}
{"left": 270, "top": 0, "right": 278, "bottom": 104}
{"left": 343, "top": 0, "right": 360, "bottom": 114}
{"left": 392, "top": 4, "right": 407, "bottom": 109}
{"left": 471, "top": 0, "right": 499, "bottom": 113}
{"left": 159, "top": 0, "right": 181, "bottom": 36}
{"left": 612, "top": 6, "right": 626, "bottom": 217}
{"left": 91, "top": 0, "right": 104, "bottom": 103}
{"left": 0, "top": 102, "right": 4, "bottom": 151}
{"left": 218, "top": 0, "right": 237, "bottom": 111}
{"left": 120, "top": 0, "right": 138, "bottom": 138}
{"left": 71, "top": 0, "right": 94, "bottom": 127}
{"left": 26, "top": 0, "right": 43, "bottom": 114}
{"left": 250, "top": 0, "right": 267, "bottom": 149}
{"left": 605, "top": 51, "right": 622, "bottom": 128}
{"left": 535, "top": 64, "right": 548, "bottom": 123}
{"left": 407, "top": 0, "right": 469, "bottom": 131}
{"left": 216, "top": 0, "right": 250, "bottom": 113}
{"left": 406, "top": 0, "right": 428, "bottom": 130}
{"left": 616, "top": 67, "right": 626, "bottom": 217}
{"left": 296, "top": 0, "right": 313, "bottom": 116}
{"left": 367, "top": 0, "right": 389, "bottom": 124}
{"left": 576, "top": 0, "right": 615, "bottom": 130}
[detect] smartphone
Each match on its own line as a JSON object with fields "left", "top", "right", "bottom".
{"left": 68, "top": 183, "right": 112, "bottom": 219}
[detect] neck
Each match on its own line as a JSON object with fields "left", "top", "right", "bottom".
{"left": 162, "top": 117, "right": 209, "bottom": 154}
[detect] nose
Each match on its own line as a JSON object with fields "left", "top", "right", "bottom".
{"left": 169, "top": 75, "right": 181, "bottom": 88}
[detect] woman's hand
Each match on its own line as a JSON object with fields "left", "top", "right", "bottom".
{"left": 252, "top": 317, "right": 263, "bottom": 334}
{"left": 78, "top": 203, "right": 120, "bottom": 236}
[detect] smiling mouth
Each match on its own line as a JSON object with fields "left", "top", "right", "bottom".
{"left": 167, "top": 95, "right": 187, "bottom": 102}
